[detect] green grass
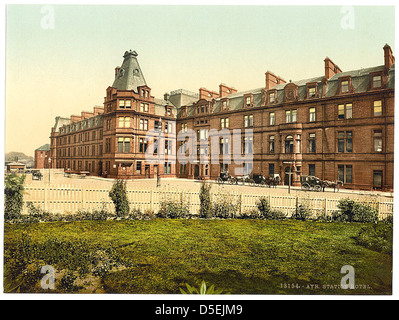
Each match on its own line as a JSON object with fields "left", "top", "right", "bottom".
{"left": 4, "top": 219, "right": 392, "bottom": 294}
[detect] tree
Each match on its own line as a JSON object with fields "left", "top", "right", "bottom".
{"left": 199, "top": 182, "right": 212, "bottom": 218}
{"left": 108, "top": 179, "right": 130, "bottom": 217}
{"left": 5, "top": 173, "right": 26, "bottom": 220}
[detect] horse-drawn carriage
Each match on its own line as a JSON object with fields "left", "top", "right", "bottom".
{"left": 300, "top": 175, "right": 343, "bottom": 192}
{"left": 217, "top": 171, "right": 237, "bottom": 185}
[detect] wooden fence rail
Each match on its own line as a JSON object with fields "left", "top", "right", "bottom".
{"left": 22, "top": 184, "right": 394, "bottom": 220}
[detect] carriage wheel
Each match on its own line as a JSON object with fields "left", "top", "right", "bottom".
{"left": 301, "top": 183, "right": 310, "bottom": 191}
{"left": 217, "top": 177, "right": 223, "bottom": 185}
{"left": 229, "top": 177, "right": 237, "bottom": 185}
{"left": 314, "top": 185, "right": 322, "bottom": 192}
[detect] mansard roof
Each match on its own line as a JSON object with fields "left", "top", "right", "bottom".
{"left": 112, "top": 50, "right": 147, "bottom": 92}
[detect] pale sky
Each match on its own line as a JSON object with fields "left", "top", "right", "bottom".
{"left": 4, "top": 4, "right": 395, "bottom": 157}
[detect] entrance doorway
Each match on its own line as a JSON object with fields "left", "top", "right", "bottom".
{"left": 194, "top": 165, "right": 200, "bottom": 179}
{"left": 145, "top": 165, "right": 150, "bottom": 178}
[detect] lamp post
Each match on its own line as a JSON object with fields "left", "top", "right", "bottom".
{"left": 157, "top": 117, "right": 162, "bottom": 187}
{"left": 48, "top": 157, "right": 51, "bottom": 184}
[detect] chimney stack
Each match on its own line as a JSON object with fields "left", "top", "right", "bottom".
{"left": 324, "top": 57, "right": 342, "bottom": 80}
{"left": 219, "top": 84, "right": 237, "bottom": 98}
{"left": 383, "top": 44, "right": 395, "bottom": 72}
{"left": 265, "top": 71, "right": 286, "bottom": 90}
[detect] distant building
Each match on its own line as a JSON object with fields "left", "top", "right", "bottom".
{"left": 34, "top": 144, "right": 51, "bottom": 169}
{"left": 48, "top": 45, "right": 394, "bottom": 191}
{"left": 6, "top": 161, "right": 26, "bottom": 173}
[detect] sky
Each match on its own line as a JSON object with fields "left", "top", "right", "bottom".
{"left": 3, "top": 3, "right": 396, "bottom": 157}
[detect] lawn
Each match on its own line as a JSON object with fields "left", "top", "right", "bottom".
{"left": 3, "top": 219, "right": 392, "bottom": 295}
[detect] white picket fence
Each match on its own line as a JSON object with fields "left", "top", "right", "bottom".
{"left": 22, "top": 184, "right": 394, "bottom": 220}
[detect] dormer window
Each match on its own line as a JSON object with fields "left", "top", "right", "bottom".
{"left": 221, "top": 99, "right": 229, "bottom": 110}
{"left": 244, "top": 94, "right": 253, "bottom": 107}
{"left": 341, "top": 80, "right": 349, "bottom": 93}
{"left": 373, "top": 75, "right": 382, "bottom": 88}
{"left": 166, "top": 107, "right": 173, "bottom": 117}
{"left": 269, "top": 92, "right": 275, "bottom": 103}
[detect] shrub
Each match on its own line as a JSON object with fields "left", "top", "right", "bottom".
{"left": 109, "top": 179, "right": 130, "bottom": 217}
{"left": 157, "top": 198, "right": 190, "bottom": 219}
{"left": 199, "top": 182, "right": 212, "bottom": 218}
{"left": 354, "top": 223, "right": 393, "bottom": 254}
{"left": 335, "top": 198, "right": 378, "bottom": 222}
{"left": 4, "top": 173, "right": 26, "bottom": 220}
{"left": 213, "top": 194, "right": 240, "bottom": 219}
{"left": 239, "top": 208, "right": 261, "bottom": 219}
{"left": 256, "top": 197, "right": 287, "bottom": 220}
{"left": 291, "top": 203, "right": 312, "bottom": 221}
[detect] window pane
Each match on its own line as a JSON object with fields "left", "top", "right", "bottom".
{"left": 338, "top": 165, "right": 344, "bottom": 182}
{"left": 292, "top": 110, "right": 297, "bottom": 122}
{"left": 286, "top": 110, "right": 291, "bottom": 123}
{"left": 373, "top": 76, "right": 382, "bottom": 88}
{"left": 341, "top": 80, "right": 349, "bottom": 92}
{"left": 374, "top": 101, "right": 382, "bottom": 116}
{"left": 373, "top": 171, "right": 383, "bottom": 188}
{"left": 309, "top": 108, "right": 316, "bottom": 122}
{"left": 346, "top": 165, "right": 352, "bottom": 183}
{"left": 338, "top": 105, "right": 345, "bottom": 119}
{"left": 346, "top": 104, "right": 352, "bottom": 119}
{"left": 270, "top": 112, "right": 275, "bottom": 125}
{"left": 309, "top": 164, "right": 315, "bottom": 176}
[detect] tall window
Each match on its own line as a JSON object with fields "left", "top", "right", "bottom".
{"left": 309, "top": 107, "right": 316, "bottom": 122}
{"left": 338, "top": 103, "right": 352, "bottom": 119}
{"left": 139, "top": 119, "right": 148, "bottom": 130}
{"left": 373, "top": 100, "right": 382, "bottom": 116}
{"left": 139, "top": 138, "right": 148, "bottom": 153}
{"left": 164, "top": 162, "right": 171, "bottom": 174}
{"left": 244, "top": 115, "right": 254, "bottom": 127}
{"left": 268, "top": 135, "right": 275, "bottom": 153}
{"left": 374, "top": 130, "right": 383, "bottom": 152}
{"left": 119, "top": 99, "right": 131, "bottom": 109}
{"left": 269, "top": 163, "right": 275, "bottom": 176}
{"left": 117, "top": 137, "right": 130, "bottom": 153}
{"left": 309, "top": 164, "right": 316, "bottom": 176}
{"left": 221, "top": 118, "right": 230, "bottom": 129}
{"left": 308, "top": 133, "right": 316, "bottom": 153}
{"left": 220, "top": 138, "right": 229, "bottom": 155}
{"left": 338, "top": 165, "right": 352, "bottom": 183}
{"left": 285, "top": 110, "right": 297, "bottom": 123}
{"left": 165, "top": 140, "right": 173, "bottom": 155}
{"left": 337, "top": 131, "right": 352, "bottom": 153}
{"left": 270, "top": 112, "right": 275, "bottom": 125}
{"left": 243, "top": 137, "right": 253, "bottom": 154}
{"left": 285, "top": 135, "right": 294, "bottom": 153}
{"left": 198, "top": 129, "right": 208, "bottom": 141}
{"left": 373, "top": 170, "right": 383, "bottom": 189}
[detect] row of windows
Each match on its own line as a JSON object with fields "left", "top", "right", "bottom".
{"left": 180, "top": 100, "right": 383, "bottom": 132}
{"left": 117, "top": 117, "right": 174, "bottom": 132}
{"left": 58, "top": 130, "right": 103, "bottom": 145}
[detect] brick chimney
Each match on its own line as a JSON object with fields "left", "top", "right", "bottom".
{"left": 383, "top": 44, "right": 395, "bottom": 72}
{"left": 219, "top": 84, "right": 237, "bottom": 98}
{"left": 265, "top": 71, "right": 286, "bottom": 90}
{"left": 324, "top": 57, "right": 342, "bottom": 79}
{"left": 199, "top": 88, "right": 219, "bottom": 100}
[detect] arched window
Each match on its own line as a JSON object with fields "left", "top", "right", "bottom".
{"left": 285, "top": 135, "right": 294, "bottom": 153}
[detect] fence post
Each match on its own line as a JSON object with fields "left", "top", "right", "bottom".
{"left": 43, "top": 185, "right": 47, "bottom": 211}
